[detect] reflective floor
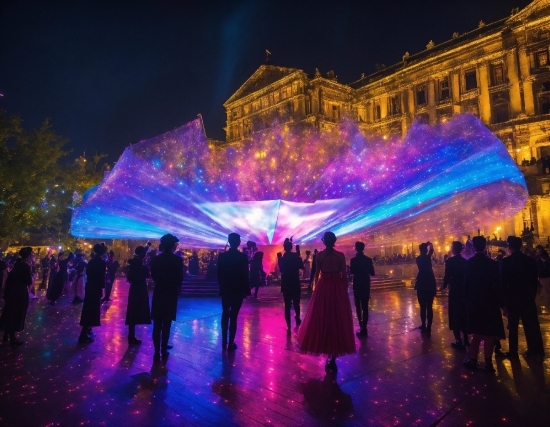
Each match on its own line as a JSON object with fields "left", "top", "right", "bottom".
{"left": 1, "top": 280, "right": 549, "bottom": 426}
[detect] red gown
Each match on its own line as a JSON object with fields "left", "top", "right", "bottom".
{"left": 297, "top": 249, "right": 356, "bottom": 356}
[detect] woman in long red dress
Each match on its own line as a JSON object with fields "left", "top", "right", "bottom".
{"left": 297, "top": 231, "right": 356, "bottom": 372}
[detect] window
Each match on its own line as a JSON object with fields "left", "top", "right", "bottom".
{"left": 388, "top": 95, "right": 400, "bottom": 115}
{"left": 537, "top": 50, "right": 549, "bottom": 68}
{"left": 541, "top": 95, "right": 550, "bottom": 114}
{"left": 261, "top": 97, "right": 269, "bottom": 109}
{"left": 332, "top": 105, "right": 340, "bottom": 120}
{"left": 373, "top": 101, "right": 381, "bottom": 120}
{"left": 439, "top": 78, "right": 450, "bottom": 100}
{"left": 244, "top": 120, "right": 252, "bottom": 135}
{"left": 416, "top": 85, "right": 427, "bottom": 105}
{"left": 273, "top": 91, "right": 280, "bottom": 103}
{"left": 253, "top": 101, "right": 260, "bottom": 111}
{"left": 492, "top": 64, "right": 504, "bottom": 86}
{"left": 493, "top": 102, "right": 509, "bottom": 123}
{"left": 465, "top": 70, "right": 477, "bottom": 91}
{"left": 232, "top": 109, "right": 239, "bottom": 119}
{"left": 244, "top": 104, "right": 250, "bottom": 115}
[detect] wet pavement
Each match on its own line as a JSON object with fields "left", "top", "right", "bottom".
{"left": 1, "top": 280, "right": 549, "bottom": 426}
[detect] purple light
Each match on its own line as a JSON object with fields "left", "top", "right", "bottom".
{"left": 71, "top": 114, "right": 527, "bottom": 248}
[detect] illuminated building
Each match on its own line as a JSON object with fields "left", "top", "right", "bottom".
{"left": 222, "top": 0, "right": 550, "bottom": 245}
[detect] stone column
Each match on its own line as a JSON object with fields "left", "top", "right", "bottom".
{"left": 507, "top": 48, "right": 522, "bottom": 117}
{"left": 478, "top": 63, "right": 492, "bottom": 125}
{"left": 408, "top": 87, "right": 415, "bottom": 122}
{"left": 428, "top": 80, "right": 436, "bottom": 124}
{"left": 452, "top": 72, "right": 461, "bottom": 114}
{"left": 519, "top": 46, "right": 535, "bottom": 116}
{"left": 380, "top": 94, "right": 388, "bottom": 120}
{"left": 401, "top": 90, "right": 408, "bottom": 135}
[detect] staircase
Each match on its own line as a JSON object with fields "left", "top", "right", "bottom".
{"left": 180, "top": 274, "right": 406, "bottom": 297}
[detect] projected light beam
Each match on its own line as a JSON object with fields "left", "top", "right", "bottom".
{"left": 71, "top": 114, "right": 528, "bottom": 246}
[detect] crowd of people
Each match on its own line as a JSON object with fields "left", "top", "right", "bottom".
{"left": 0, "top": 230, "right": 547, "bottom": 376}
{"left": 415, "top": 236, "right": 547, "bottom": 372}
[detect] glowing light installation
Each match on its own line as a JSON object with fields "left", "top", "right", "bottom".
{"left": 71, "top": 114, "right": 528, "bottom": 247}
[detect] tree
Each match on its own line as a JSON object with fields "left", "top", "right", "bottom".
{"left": 0, "top": 110, "right": 107, "bottom": 248}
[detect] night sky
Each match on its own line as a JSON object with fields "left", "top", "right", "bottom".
{"left": 0, "top": 0, "right": 532, "bottom": 163}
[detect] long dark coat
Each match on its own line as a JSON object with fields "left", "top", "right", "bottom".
{"left": 125, "top": 258, "right": 151, "bottom": 325}
{"left": 48, "top": 258, "right": 69, "bottom": 301}
{"left": 464, "top": 253, "right": 505, "bottom": 338}
{"left": 415, "top": 254, "right": 437, "bottom": 295}
{"left": 80, "top": 256, "right": 106, "bottom": 327}
{"left": 501, "top": 251, "right": 539, "bottom": 307}
{"left": 150, "top": 251, "right": 183, "bottom": 321}
{"left": 349, "top": 253, "right": 375, "bottom": 299}
{"left": 217, "top": 249, "right": 250, "bottom": 299}
{"left": 443, "top": 254, "right": 467, "bottom": 331}
{"left": 0, "top": 260, "right": 31, "bottom": 332}
{"left": 278, "top": 252, "right": 304, "bottom": 294}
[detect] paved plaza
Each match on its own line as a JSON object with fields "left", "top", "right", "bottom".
{"left": 1, "top": 280, "right": 549, "bottom": 426}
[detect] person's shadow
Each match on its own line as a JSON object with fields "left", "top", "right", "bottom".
{"left": 301, "top": 374, "right": 353, "bottom": 422}
{"left": 211, "top": 351, "right": 238, "bottom": 406}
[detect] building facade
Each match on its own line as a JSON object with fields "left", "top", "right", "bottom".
{"left": 223, "top": 0, "right": 550, "bottom": 247}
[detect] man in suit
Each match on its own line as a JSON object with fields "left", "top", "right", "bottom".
{"left": 463, "top": 236, "right": 505, "bottom": 372}
{"left": 150, "top": 234, "right": 183, "bottom": 361}
{"left": 217, "top": 232, "right": 250, "bottom": 351}
{"left": 278, "top": 238, "right": 304, "bottom": 335}
{"left": 349, "top": 241, "right": 375, "bottom": 337}
{"left": 501, "top": 236, "right": 545, "bottom": 359}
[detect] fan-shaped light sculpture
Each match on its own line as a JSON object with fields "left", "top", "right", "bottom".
{"left": 71, "top": 114, "right": 528, "bottom": 254}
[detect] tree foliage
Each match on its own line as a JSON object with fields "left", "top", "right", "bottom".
{"left": 0, "top": 110, "right": 106, "bottom": 246}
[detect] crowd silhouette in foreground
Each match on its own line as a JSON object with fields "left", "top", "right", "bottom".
{"left": 0, "top": 230, "right": 548, "bottom": 376}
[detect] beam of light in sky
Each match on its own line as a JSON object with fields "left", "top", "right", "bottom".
{"left": 71, "top": 114, "right": 528, "bottom": 246}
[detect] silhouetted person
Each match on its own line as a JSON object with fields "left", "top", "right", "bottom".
{"left": 48, "top": 251, "right": 67, "bottom": 305}
{"left": 535, "top": 247, "right": 550, "bottom": 312}
{"left": 0, "top": 247, "right": 34, "bottom": 346}
{"left": 189, "top": 251, "right": 199, "bottom": 275}
{"left": 415, "top": 242, "right": 436, "bottom": 335}
{"left": 79, "top": 244, "right": 107, "bottom": 343}
{"left": 249, "top": 251, "right": 265, "bottom": 298}
{"left": 125, "top": 246, "right": 151, "bottom": 345}
{"left": 303, "top": 250, "right": 312, "bottom": 281}
{"left": 217, "top": 232, "right": 250, "bottom": 351}
{"left": 501, "top": 236, "right": 545, "bottom": 359}
{"left": 71, "top": 253, "right": 87, "bottom": 304}
{"left": 39, "top": 249, "right": 52, "bottom": 291}
{"left": 150, "top": 234, "right": 183, "bottom": 361}
{"left": 278, "top": 238, "right": 304, "bottom": 334}
{"left": 443, "top": 241, "right": 469, "bottom": 348}
{"left": 102, "top": 250, "right": 119, "bottom": 303}
{"left": 463, "top": 236, "right": 504, "bottom": 372}
{"left": 349, "top": 241, "right": 375, "bottom": 337}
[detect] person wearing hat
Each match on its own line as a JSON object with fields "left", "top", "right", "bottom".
{"left": 297, "top": 231, "right": 355, "bottom": 373}
{"left": 501, "top": 236, "right": 545, "bottom": 359}
{"left": 71, "top": 253, "right": 87, "bottom": 304}
{"left": 217, "top": 232, "right": 250, "bottom": 351}
{"left": 0, "top": 247, "right": 34, "bottom": 346}
{"left": 443, "top": 241, "right": 469, "bottom": 349}
{"left": 102, "top": 250, "right": 120, "bottom": 303}
{"left": 125, "top": 246, "right": 151, "bottom": 345}
{"left": 150, "top": 234, "right": 183, "bottom": 361}
{"left": 78, "top": 244, "right": 108, "bottom": 343}
{"left": 278, "top": 238, "right": 304, "bottom": 334}
{"left": 463, "top": 236, "right": 505, "bottom": 371}
{"left": 349, "top": 241, "right": 375, "bottom": 337}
